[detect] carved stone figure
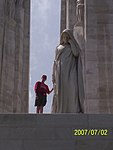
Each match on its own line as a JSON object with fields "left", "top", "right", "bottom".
{"left": 52, "top": 29, "right": 84, "bottom": 113}
{"left": 76, "top": 0, "right": 84, "bottom": 26}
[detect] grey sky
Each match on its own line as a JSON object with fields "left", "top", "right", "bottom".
{"left": 29, "top": 0, "right": 61, "bottom": 113}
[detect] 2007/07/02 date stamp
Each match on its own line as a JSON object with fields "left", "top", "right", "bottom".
{"left": 73, "top": 129, "right": 108, "bottom": 136}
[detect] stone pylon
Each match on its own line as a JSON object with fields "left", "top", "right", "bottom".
{"left": 0, "top": 0, "right": 30, "bottom": 113}
{"left": 60, "top": 0, "right": 113, "bottom": 113}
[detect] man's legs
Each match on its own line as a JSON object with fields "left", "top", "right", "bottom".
{"left": 36, "top": 106, "right": 43, "bottom": 113}
{"left": 40, "top": 106, "right": 43, "bottom": 113}
{"left": 36, "top": 106, "right": 40, "bottom": 113}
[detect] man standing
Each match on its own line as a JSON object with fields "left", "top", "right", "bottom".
{"left": 34, "top": 75, "right": 53, "bottom": 113}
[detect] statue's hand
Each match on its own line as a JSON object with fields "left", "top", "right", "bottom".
{"left": 52, "top": 78, "right": 55, "bottom": 84}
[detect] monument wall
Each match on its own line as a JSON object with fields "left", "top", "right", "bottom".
{"left": 60, "top": 0, "right": 113, "bottom": 113}
{"left": 0, "top": 0, "right": 30, "bottom": 113}
{"left": 85, "top": 0, "right": 113, "bottom": 113}
{"left": 0, "top": 114, "right": 113, "bottom": 150}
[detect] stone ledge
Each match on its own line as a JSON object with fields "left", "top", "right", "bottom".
{"left": 0, "top": 114, "right": 113, "bottom": 150}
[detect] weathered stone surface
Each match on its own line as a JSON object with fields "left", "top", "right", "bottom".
{"left": 85, "top": 0, "right": 113, "bottom": 113}
{"left": 0, "top": 0, "right": 30, "bottom": 113}
{"left": 60, "top": 0, "right": 66, "bottom": 33}
{"left": 60, "top": 0, "right": 76, "bottom": 32}
{"left": 60, "top": 0, "right": 113, "bottom": 113}
{"left": 0, "top": 114, "right": 113, "bottom": 150}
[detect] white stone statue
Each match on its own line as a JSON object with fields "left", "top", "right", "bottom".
{"left": 51, "top": 29, "right": 84, "bottom": 113}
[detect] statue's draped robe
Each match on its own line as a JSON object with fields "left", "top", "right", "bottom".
{"left": 52, "top": 29, "right": 84, "bottom": 113}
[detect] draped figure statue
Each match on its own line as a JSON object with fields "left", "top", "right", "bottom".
{"left": 51, "top": 29, "right": 84, "bottom": 113}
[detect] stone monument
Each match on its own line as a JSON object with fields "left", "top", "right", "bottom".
{"left": 0, "top": 0, "right": 30, "bottom": 113}
{"left": 52, "top": 29, "right": 84, "bottom": 113}
{"left": 0, "top": 1, "right": 113, "bottom": 150}
{"left": 59, "top": 0, "right": 113, "bottom": 113}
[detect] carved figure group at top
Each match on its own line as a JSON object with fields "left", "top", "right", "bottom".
{"left": 76, "top": 0, "right": 84, "bottom": 26}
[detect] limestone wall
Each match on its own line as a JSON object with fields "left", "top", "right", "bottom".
{"left": 0, "top": 114, "right": 113, "bottom": 150}
{"left": 60, "top": 0, "right": 76, "bottom": 33}
{"left": 60, "top": 0, "right": 113, "bottom": 113}
{"left": 85, "top": 0, "right": 113, "bottom": 113}
{"left": 0, "top": 0, "right": 30, "bottom": 113}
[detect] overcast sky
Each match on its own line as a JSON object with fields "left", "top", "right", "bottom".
{"left": 29, "top": 0, "right": 61, "bottom": 113}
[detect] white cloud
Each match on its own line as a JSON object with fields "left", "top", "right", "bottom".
{"left": 31, "top": 0, "right": 51, "bottom": 29}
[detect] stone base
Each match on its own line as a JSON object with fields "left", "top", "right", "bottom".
{"left": 0, "top": 114, "right": 113, "bottom": 150}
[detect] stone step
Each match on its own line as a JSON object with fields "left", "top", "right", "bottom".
{"left": 0, "top": 114, "right": 113, "bottom": 150}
